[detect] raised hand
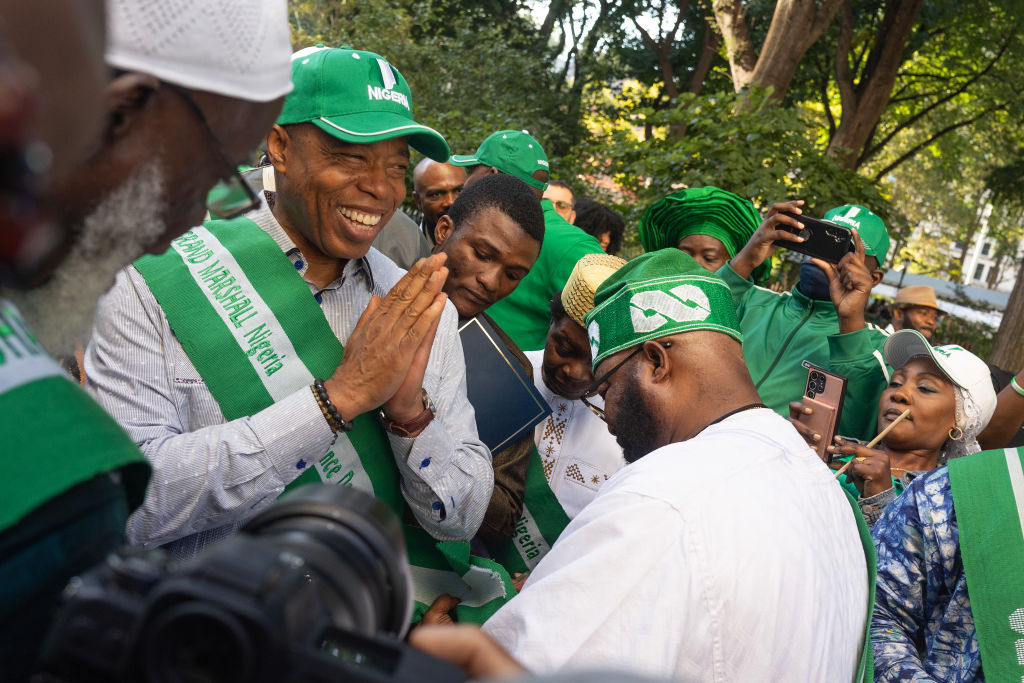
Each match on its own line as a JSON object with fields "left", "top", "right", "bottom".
{"left": 810, "top": 229, "right": 872, "bottom": 334}
{"left": 729, "top": 199, "right": 806, "bottom": 279}
{"left": 828, "top": 437, "right": 893, "bottom": 498}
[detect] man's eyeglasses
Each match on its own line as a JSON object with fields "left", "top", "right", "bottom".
{"left": 553, "top": 200, "right": 573, "bottom": 211}
{"left": 163, "top": 82, "right": 261, "bottom": 219}
{"left": 579, "top": 341, "right": 672, "bottom": 422}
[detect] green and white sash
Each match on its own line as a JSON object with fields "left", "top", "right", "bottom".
{"left": 0, "top": 300, "right": 149, "bottom": 532}
{"left": 486, "top": 446, "right": 570, "bottom": 574}
{"left": 949, "top": 447, "right": 1024, "bottom": 682}
{"left": 135, "top": 217, "right": 514, "bottom": 623}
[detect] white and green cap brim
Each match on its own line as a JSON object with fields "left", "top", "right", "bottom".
{"left": 583, "top": 250, "right": 743, "bottom": 369}
{"left": 311, "top": 113, "right": 450, "bottom": 162}
{"left": 883, "top": 329, "right": 996, "bottom": 427}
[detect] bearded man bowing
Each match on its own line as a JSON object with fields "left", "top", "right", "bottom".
{"left": 85, "top": 46, "right": 493, "bottom": 561}
{"left": 482, "top": 249, "right": 874, "bottom": 681}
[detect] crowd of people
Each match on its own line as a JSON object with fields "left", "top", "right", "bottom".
{"left": 1, "top": 0, "right": 1023, "bottom": 681}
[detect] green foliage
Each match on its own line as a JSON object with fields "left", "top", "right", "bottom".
{"left": 565, "top": 86, "right": 899, "bottom": 263}
{"left": 289, "top": 0, "right": 578, "bottom": 158}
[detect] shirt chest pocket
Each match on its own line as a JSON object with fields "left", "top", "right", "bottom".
{"left": 169, "top": 344, "right": 229, "bottom": 431}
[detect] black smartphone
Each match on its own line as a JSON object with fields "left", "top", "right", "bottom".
{"left": 773, "top": 211, "right": 855, "bottom": 264}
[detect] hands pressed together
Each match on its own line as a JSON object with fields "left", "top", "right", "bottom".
{"left": 325, "top": 253, "right": 450, "bottom": 429}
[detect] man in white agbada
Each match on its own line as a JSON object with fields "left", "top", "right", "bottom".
{"left": 528, "top": 254, "right": 627, "bottom": 518}
{"left": 482, "top": 249, "right": 873, "bottom": 681}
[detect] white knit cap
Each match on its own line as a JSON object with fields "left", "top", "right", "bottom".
{"left": 105, "top": 0, "right": 293, "bottom": 102}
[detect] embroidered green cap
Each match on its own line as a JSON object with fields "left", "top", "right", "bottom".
{"left": 449, "top": 130, "right": 550, "bottom": 190}
{"left": 583, "top": 249, "right": 743, "bottom": 369}
{"left": 277, "top": 45, "right": 450, "bottom": 162}
{"left": 824, "top": 204, "right": 890, "bottom": 260}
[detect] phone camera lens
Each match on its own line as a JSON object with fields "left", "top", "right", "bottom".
{"left": 807, "top": 390, "right": 816, "bottom": 399}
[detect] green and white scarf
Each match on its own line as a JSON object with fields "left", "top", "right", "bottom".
{"left": 0, "top": 300, "right": 149, "bottom": 532}
{"left": 486, "top": 446, "right": 570, "bottom": 574}
{"left": 135, "top": 217, "right": 514, "bottom": 623}
{"left": 949, "top": 447, "right": 1024, "bottom": 681}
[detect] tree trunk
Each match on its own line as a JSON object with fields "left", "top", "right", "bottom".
{"left": 713, "top": 0, "right": 844, "bottom": 106}
{"left": 988, "top": 260, "right": 1024, "bottom": 370}
{"left": 712, "top": 0, "right": 757, "bottom": 90}
{"left": 688, "top": 22, "right": 720, "bottom": 95}
{"left": 826, "top": 0, "right": 924, "bottom": 169}
{"left": 746, "top": 0, "right": 845, "bottom": 100}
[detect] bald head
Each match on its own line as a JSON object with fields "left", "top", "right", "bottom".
{"left": 413, "top": 159, "right": 466, "bottom": 244}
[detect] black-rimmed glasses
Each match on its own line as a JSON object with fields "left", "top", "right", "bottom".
{"left": 580, "top": 341, "right": 672, "bottom": 422}
{"left": 163, "top": 82, "right": 261, "bottom": 219}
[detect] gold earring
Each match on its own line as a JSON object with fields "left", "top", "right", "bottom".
{"left": 948, "top": 426, "right": 964, "bottom": 441}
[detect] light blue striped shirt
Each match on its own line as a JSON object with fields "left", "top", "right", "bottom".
{"left": 85, "top": 201, "right": 493, "bottom": 559}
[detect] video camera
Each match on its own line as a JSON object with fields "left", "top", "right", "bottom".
{"left": 35, "top": 485, "right": 464, "bottom": 683}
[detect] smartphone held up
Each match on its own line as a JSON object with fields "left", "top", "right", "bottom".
{"left": 774, "top": 211, "right": 855, "bottom": 264}
{"left": 796, "top": 362, "right": 848, "bottom": 462}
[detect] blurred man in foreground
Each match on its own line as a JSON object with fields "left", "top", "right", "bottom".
{"left": 0, "top": 0, "right": 292, "bottom": 677}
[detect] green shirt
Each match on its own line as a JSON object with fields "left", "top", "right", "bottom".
{"left": 716, "top": 264, "right": 891, "bottom": 441}
{"left": 486, "top": 200, "right": 603, "bottom": 351}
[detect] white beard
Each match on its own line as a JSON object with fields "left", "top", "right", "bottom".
{"left": 10, "top": 164, "right": 167, "bottom": 357}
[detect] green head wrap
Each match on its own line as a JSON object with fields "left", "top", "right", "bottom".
{"left": 583, "top": 249, "right": 743, "bottom": 369}
{"left": 637, "top": 186, "right": 769, "bottom": 282}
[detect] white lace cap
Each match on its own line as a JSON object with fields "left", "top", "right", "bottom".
{"left": 106, "top": 0, "right": 293, "bottom": 102}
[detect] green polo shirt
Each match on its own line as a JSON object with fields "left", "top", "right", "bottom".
{"left": 486, "top": 200, "right": 603, "bottom": 351}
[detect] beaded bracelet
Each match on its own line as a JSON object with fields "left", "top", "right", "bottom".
{"left": 312, "top": 378, "right": 353, "bottom": 433}
{"left": 1011, "top": 375, "right": 1024, "bottom": 398}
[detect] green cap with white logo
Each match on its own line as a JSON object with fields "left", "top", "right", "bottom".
{"left": 449, "top": 130, "right": 550, "bottom": 190}
{"left": 277, "top": 46, "right": 450, "bottom": 162}
{"left": 583, "top": 249, "right": 742, "bottom": 369}
{"left": 824, "top": 204, "right": 890, "bottom": 260}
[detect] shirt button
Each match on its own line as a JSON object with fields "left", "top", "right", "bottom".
{"left": 432, "top": 502, "right": 442, "bottom": 511}
{"left": 314, "top": 293, "right": 323, "bottom": 304}
{"left": 420, "top": 458, "right": 431, "bottom": 468}
{"left": 294, "top": 259, "right": 304, "bottom": 270}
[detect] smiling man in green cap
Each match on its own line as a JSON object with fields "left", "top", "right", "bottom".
{"left": 481, "top": 248, "right": 873, "bottom": 681}
{"left": 86, "top": 46, "right": 496, "bottom": 568}
{"left": 450, "top": 130, "right": 602, "bottom": 351}
{"left": 720, "top": 200, "right": 893, "bottom": 441}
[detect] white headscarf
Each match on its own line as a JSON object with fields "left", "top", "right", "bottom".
{"left": 942, "top": 383, "right": 989, "bottom": 462}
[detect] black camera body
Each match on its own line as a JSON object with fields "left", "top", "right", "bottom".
{"left": 36, "top": 485, "right": 464, "bottom": 683}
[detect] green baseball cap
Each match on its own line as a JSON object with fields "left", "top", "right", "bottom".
{"left": 277, "top": 46, "right": 450, "bottom": 162}
{"left": 449, "top": 130, "right": 549, "bottom": 190}
{"left": 824, "top": 204, "right": 890, "bottom": 260}
{"left": 583, "top": 249, "right": 743, "bottom": 369}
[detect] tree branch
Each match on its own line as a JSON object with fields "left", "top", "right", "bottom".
{"left": 863, "top": 33, "right": 1012, "bottom": 160}
{"left": 872, "top": 105, "right": 1007, "bottom": 181}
